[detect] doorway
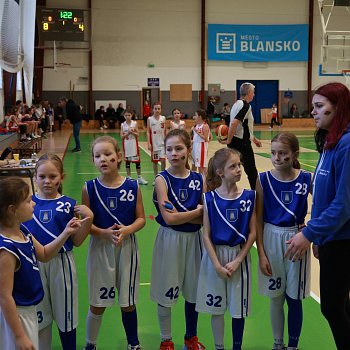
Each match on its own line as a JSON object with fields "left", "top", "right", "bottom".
{"left": 141, "top": 87, "right": 160, "bottom": 116}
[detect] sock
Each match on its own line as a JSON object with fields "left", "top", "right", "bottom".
{"left": 59, "top": 328, "right": 76, "bottom": 350}
{"left": 121, "top": 308, "right": 139, "bottom": 346}
{"left": 39, "top": 325, "right": 52, "bottom": 350}
{"left": 270, "top": 294, "right": 285, "bottom": 346}
{"left": 211, "top": 314, "right": 224, "bottom": 350}
{"left": 184, "top": 301, "right": 198, "bottom": 340}
{"left": 232, "top": 317, "right": 245, "bottom": 350}
{"left": 286, "top": 294, "right": 303, "bottom": 347}
{"left": 157, "top": 304, "right": 172, "bottom": 341}
{"left": 86, "top": 309, "right": 103, "bottom": 344}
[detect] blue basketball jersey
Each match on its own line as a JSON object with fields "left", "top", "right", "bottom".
{"left": 259, "top": 170, "right": 312, "bottom": 227}
{"left": 153, "top": 170, "right": 203, "bottom": 232}
{"left": 204, "top": 189, "right": 256, "bottom": 247}
{"left": 0, "top": 225, "right": 44, "bottom": 306}
{"left": 23, "top": 195, "right": 76, "bottom": 252}
{"left": 86, "top": 177, "right": 138, "bottom": 228}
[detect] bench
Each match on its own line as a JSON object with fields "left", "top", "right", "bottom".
{"left": 12, "top": 137, "right": 43, "bottom": 158}
{"left": 0, "top": 132, "right": 18, "bottom": 152}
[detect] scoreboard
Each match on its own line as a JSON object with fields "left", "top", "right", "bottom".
{"left": 38, "top": 8, "right": 85, "bottom": 42}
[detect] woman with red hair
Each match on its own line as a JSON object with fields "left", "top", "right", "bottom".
{"left": 285, "top": 82, "right": 350, "bottom": 349}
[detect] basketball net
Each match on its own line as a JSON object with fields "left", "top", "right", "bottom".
{"left": 342, "top": 70, "right": 350, "bottom": 89}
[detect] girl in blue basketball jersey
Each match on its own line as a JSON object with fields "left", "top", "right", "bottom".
{"left": 151, "top": 129, "right": 205, "bottom": 350}
{"left": 195, "top": 147, "right": 256, "bottom": 350}
{"left": 256, "top": 132, "right": 312, "bottom": 350}
{"left": 82, "top": 136, "right": 145, "bottom": 350}
{"left": 0, "top": 177, "right": 84, "bottom": 350}
{"left": 23, "top": 153, "right": 93, "bottom": 350}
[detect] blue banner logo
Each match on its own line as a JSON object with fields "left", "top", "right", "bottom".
{"left": 208, "top": 24, "right": 308, "bottom": 62}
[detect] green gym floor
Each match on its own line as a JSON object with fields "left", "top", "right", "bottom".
{"left": 50, "top": 129, "right": 335, "bottom": 349}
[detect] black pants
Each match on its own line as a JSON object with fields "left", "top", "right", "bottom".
{"left": 228, "top": 137, "right": 257, "bottom": 190}
{"left": 319, "top": 239, "right": 350, "bottom": 350}
{"left": 270, "top": 118, "right": 280, "bottom": 128}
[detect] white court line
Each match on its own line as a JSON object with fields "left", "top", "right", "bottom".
{"left": 139, "top": 143, "right": 162, "bottom": 166}
{"left": 310, "top": 291, "right": 320, "bottom": 303}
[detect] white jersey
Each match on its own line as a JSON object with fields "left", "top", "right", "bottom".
{"left": 122, "top": 120, "right": 139, "bottom": 159}
{"left": 192, "top": 123, "right": 209, "bottom": 168}
{"left": 170, "top": 120, "right": 185, "bottom": 130}
{"left": 149, "top": 115, "right": 166, "bottom": 152}
{"left": 193, "top": 123, "right": 208, "bottom": 143}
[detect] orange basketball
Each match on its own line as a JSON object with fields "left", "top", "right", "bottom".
{"left": 215, "top": 124, "right": 229, "bottom": 141}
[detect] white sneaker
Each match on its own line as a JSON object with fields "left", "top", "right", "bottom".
{"left": 100, "top": 127, "right": 103, "bottom": 130}
{"left": 137, "top": 177, "right": 148, "bottom": 185}
{"left": 152, "top": 180, "right": 155, "bottom": 186}
{"left": 127, "top": 345, "right": 142, "bottom": 350}
{"left": 103, "top": 125, "right": 108, "bottom": 129}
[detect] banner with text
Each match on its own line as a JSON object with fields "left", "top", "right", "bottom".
{"left": 208, "top": 24, "right": 308, "bottom": 62}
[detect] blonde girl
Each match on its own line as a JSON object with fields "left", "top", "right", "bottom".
{"left": 82, "top": 136, "right": 145, "bottom": 350}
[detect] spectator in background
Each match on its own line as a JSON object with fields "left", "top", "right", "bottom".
{"left": 221, "top": 102, "right": 231, "bottom": 126}
{"left": 58, "top": 97, "right": 82, "bottom": 152}
{"left": 206, "top": 98, "right": 215, "bottom": 125}
{"left": 143, "top": 100, "right": 151, "bottom": 127}
{"left": 290, "top": 103, "right": 300, "bottom": 118}
{"left": 116, "top": 103, "right": 125, "bottom": 128}
{"left": 105, "top": 103, "right": 116, "bottom": 129}
{"left": 94, "top": 106, "right": 108, "bottom": 130}
{"left": 15, "top": 100, "right": 25, "bottom": 115}
{"left": 54, "top": 104, "right": 65, "bottom": 130}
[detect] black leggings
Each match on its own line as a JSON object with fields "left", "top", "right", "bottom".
{"left": 228, "top": 138, "right": 258, "bottom": 190}
{"left": 270, "top": 118, "right": 280, "bottom": 128}
{"left": 319, "top": 239, "right": 350, "bottom": 350}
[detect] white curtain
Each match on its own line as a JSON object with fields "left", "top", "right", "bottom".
{"left": 21, "top": 0, "right": 36, "bottom": 105}
{"left": 0, "top": 0, "right": 23, "bottom": 72}
{"left": 0, "top": 0, "right": 36, "bottom": 107}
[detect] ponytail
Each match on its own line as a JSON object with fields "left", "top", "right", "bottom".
{"left": 206, "top": 157, "right": 222, "bottom": 192}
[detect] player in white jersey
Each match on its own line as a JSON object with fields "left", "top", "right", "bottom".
{"left": 170, "top": 108, "right": 185, "bottom": 131}
{"left": 147, "top": 102, "right": 166, "bottom": 183}
{"left": 195, "top": 148, "right": 256, "bottom": 350}
{"left": 121, "top": 111, "right": 148, "bottom": 185}
{"left": 151, "top": 129, "right": 206, "bottom": 350}
{"left": 191, "top": 109, "right": 210, "bottom": 174}
{"left": 0, "top": 177, "right": 83, "bottom": 350}
{"left": 23, "top": 153, "right": 93, "bottom": 350}
{"left": 82, "top": 136, "right": 146, "bottom": 350}
{"left": 256, "top": 132, "right": 311, "bottom": 350}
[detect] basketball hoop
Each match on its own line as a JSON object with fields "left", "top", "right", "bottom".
{"left": 342, "top": 70, "right": 350, "bottom": 88}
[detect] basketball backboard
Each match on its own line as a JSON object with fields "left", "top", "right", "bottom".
{"left": 318, "top": 0, "right": 350, "bottom": 76}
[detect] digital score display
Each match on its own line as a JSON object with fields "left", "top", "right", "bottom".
{"left": 38, "top": 8, "right": 85, "bottom": 42}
